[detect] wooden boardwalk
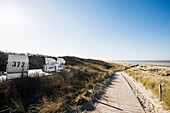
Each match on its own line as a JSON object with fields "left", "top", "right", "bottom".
{"left": 88, "top": 71, "right": 145, "bottom": 113}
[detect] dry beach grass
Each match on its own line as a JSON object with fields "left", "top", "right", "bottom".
{"left": 125, "top": 65, "right": 170, "bottom": 109}
{"left": 0, "top": 56, "right": 125, "bottom": 113}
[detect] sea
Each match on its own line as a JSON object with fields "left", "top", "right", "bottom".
{"left": 109, "top": 60, "right": 170, "bottom": 69}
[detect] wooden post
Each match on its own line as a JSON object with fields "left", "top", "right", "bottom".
{"left": 159, "top": 84, "right": 162, "bottom": 101}
{"left": 21, "top": 68, "right": 24, "bottom": 78}
{"left": 55, "top": 66, "right": 57, "bottom": 73}
{"left": 6, "top": 67, "right": 8, "bottom": 80}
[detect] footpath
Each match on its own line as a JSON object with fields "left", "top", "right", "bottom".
{"left": 88, "top": 71, "right": 145, "bottom": 113}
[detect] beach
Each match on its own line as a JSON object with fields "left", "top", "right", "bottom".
{"left": 115, "top": 61, "right": 170, "bottom": 69}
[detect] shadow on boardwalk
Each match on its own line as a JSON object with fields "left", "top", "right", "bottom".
{"left": 95, "top": 100, "right": 123, "bottom": 111}
{"left": 80, "top": 71, "right": 123, "bottom": 112}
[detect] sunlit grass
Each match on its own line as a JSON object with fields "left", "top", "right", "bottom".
{"left": 125, "top": 66, "right": 170, "bottom": 109}
{"left": 0, "top": 57, "right": 124, "bottom": 112}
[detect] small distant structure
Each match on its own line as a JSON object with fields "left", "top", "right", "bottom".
{"left": 56, "top": 58, "right": 66, "bottom": 71}
{"left": 43, "top": 58, "right": 57, "bottom": 72}
{"left": 6, "top": 54, "right": 29, "bottom": 79}
{"left": 43, "top": 57, "right": 66, "bottom": 72}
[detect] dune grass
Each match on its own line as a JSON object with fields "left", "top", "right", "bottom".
{"left": 0, "top": 57, "right": 124, "bottom": 113}
{"left": 125, "top": 66, "right": 170, "bottom": 109}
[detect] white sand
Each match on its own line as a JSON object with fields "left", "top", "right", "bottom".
{"left": 120, "top": 62, "right": 170, "bottom": 69}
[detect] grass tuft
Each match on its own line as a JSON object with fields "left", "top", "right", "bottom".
{"left": 125, "top": 66, "right": 170, "bottom": 109}
{"left": 0, "top": 56, "right": 124, "bottom": 112}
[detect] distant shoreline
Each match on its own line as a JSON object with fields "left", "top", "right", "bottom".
{"left": 112, "top": 61, "right": 170, "bottom": 69}
{"left": 110, "top": 60, "right": 170, "bottom": 63}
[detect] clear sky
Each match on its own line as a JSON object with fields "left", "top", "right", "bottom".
{"left": 0, "top": 0, "right": 170, "bottom": 60}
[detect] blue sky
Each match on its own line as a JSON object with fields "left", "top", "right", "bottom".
{"left": 0, "top": 0, "right": 170, "bottom": 60}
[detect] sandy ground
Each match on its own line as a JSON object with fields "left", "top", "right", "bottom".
{"left": 121, "top": 62, "right": 170, "bottom": 69}
{"left": 0, "top": 69, "right": 53, "bottom": 81}
{"left": 123, "top": 70, "right": 170, "bottom": 113}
